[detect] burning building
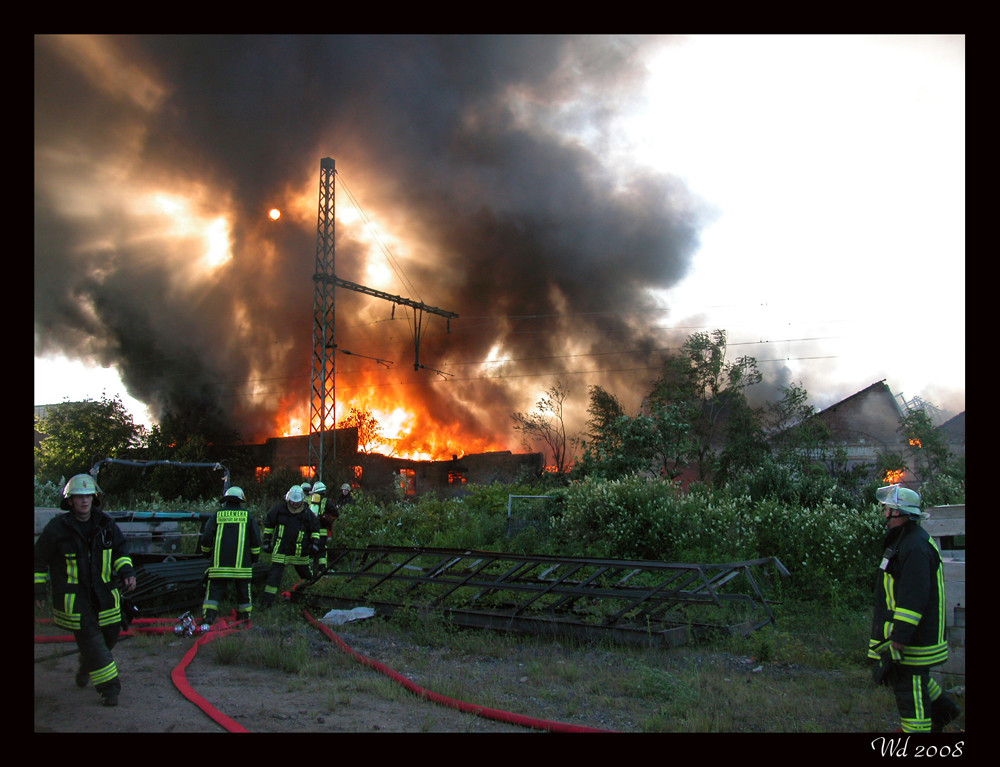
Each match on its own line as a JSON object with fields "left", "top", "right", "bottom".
{"left": 783, "top": 379, "right": 963, "bottom": 490}
{"left": 809, "top": 380, "right": 909, "bottom": 469}
{"left": 237, "top": 427, "right": 543, "bottom": 498}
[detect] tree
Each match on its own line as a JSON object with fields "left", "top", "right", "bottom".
{"left": 900, "top": 407, "right": 952, "bottom": 482}
{"left": 715, "top": 395, "right": 769, "bottom": 485}
{"left": 573, "top": 387, "right": 695, "bottom": 482}
{"left": 648, "top": 329, "right": 762, "bottom": 482}
{"left": 583, "top": 385, "right": 627, "bottom": 447}
{"left": 512, "top": 382, "right": 574, "bottom": 473}
{"left": 134, "top": 407, "right": 243, "bottom": 501}
{"left": 575, "top": 412, "right": 655, "bottom": 479}
{"left": 896, "top": 406, "right": 963, "bottom": 507}
{"left": 34, "top": 395, "right": 147, "bottom": 484}
{"left": 760, "top": 382, "right": 841, "bottom": 476}
{"left": 149, "top": 404, "right": 241, "bottom": 449}
{"left": 338, "top": 407, "right": 390, "bottom": 455}
{"left": 918, "top": 455, "right": 965, "bottom": 506}
{"left": 647, "top": 402, "right": 698, "bottom": 480}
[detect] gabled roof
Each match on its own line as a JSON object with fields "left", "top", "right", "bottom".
{"left": 774, "top": 379, "right": 905, "bottom": 451}
{"left": 812, "top": 380, "right": 903, "bottom": 420}
{"left": 937, "top": 411, "right": 965, "bottom": 444}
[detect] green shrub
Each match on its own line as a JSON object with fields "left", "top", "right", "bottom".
{"left": 35, "top": 470, "right": 891, "bottom": 611}
{"left": 34, "top": 476, "right": 64, "bottom": 507}
{"left": 547, "top": 475, "right": 885, "bottom": 609}
{"left": 330, "top": 482, "right": 537, "bottom": 552}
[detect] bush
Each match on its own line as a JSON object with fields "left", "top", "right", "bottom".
{"left": 743, "top": 497, "right": 883, "bottom": 605}
{"left": 548, "top": 475, "right": 885, "bottom": 609}
{"left": 34, "top": 469, "right": 891, "bottom": 611}
{"left": 552, "top": 476, "right": 754, "bottom": 562}
{"left": 330, "top": 482, "right": 530, "bottom": 551}
{"left": 34, "top": 476, "right": 64, "bottom": 508}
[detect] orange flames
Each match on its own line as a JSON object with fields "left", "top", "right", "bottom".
{"left": 883, "top": 469, "right": 905, "bottom": 484}
{"left": 271, "top": 387, "right": 508, "bottom": 461}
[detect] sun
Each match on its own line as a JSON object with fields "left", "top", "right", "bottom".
{"left": 268, "top": 208, "right": 281, "bottom": 221}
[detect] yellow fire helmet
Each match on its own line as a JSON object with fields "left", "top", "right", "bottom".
{"left": 61, "top": 474, "right": 102, "bottom": 509}
{"left": 875, "top": 484, "right": 928, "bottom": 518}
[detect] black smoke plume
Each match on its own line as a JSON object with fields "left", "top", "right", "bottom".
{"left": 35, "top": 35, "right": 712, "bottom": 451}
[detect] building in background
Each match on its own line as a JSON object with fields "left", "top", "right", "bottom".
{"left": 33, "top": 379, "right": 964, "bottom": 498}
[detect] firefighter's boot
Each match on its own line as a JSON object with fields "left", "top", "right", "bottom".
{"left": 931, "top": 694, "right": 962, "bottom": 733}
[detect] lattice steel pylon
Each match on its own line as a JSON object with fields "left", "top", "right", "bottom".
{"left": 309, "top": 158, "right": 338, "bottom": 482}
{"left": 308, "top": 158, "right": 459, "bottom": 483}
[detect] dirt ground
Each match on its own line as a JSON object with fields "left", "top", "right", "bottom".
{"left": 33, "top": 624, "right": 547, "bottom": 733}
{"left": 34, "top": 611, "right": 965, "bottom": 736}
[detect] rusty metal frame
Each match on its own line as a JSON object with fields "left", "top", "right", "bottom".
{"left": 296, "top": 546, "right": 790, "bottom": 647}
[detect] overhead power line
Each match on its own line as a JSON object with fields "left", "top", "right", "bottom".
{"left": 336, "top": 172, "right": 422, "bottom": 305}
{"left": 107, "top": 332, "right": 846, "bottom": 396}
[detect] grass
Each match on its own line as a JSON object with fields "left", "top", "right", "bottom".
{"left": 127, "top": 586, "right": 958, "bottom": 733}
{"left": 372, "top": 599, "right": 905, "bottom": 732}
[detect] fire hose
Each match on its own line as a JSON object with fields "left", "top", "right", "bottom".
{"left": 301, "top": 606, "right": 615, "bottom": 733}
{"left": 34, "top": 614, "right": 252, "bottom": 733}
{"left": 36, "top": 604, "right": 617, "bottom": 733}
{"left": 169, "top": 613, "right": 252, "bottom": 733}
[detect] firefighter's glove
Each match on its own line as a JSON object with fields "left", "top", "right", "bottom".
{"left": 872, "top": 655, "right": 901, "bottom": 688}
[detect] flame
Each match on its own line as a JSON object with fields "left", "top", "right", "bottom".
{"left": 282, "top": 417, "right": 304, "bottom": 437}
{"left": 909, "top": 438, "right": 922, "bottom": 448}
{"left": 884, "top": 469, "right": 905, "bottom": 484}
{"left": 268, "top": 380, "right": 509, "bottom": 461}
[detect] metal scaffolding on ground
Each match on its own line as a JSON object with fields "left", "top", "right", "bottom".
{"left": 296, "top": 546, "right": 791, "bottom": 647}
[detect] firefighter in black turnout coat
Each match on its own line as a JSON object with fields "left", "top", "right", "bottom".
{"left": 198, "top": 486, "right": 261, "bottom": 628}
{"left": 34, "top": 474, "right": 136, "bottom": 707}
{"left": 260, "top": 485, "right": 321, "bottom": 606}
{"left": 868, "top": 484, "right": 962, "bottom": 733}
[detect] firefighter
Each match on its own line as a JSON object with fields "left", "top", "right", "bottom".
{"left": 309, "top": 480, "right": 335, "bottom": 574}
{"left": 34, "top": 474, "right": 137, "bottom": 707}
{"left": 335, "top": 483, "right": 355, "bottom": 513}
{"left": 260, "top": 485, "right": 322, "bottom": 607}
{"left": 308, "top": 481, "right": 328, "bottom": 518}
{"left": 198, "top": 486, "right": 261, "bottom": 630}
{"left": 868, "top": 484, "right": 962, "bottom": 733}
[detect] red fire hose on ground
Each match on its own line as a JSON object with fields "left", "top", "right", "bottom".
{"left": 36, "top": 604, "right": 617, "bottom": 733}
{"left": 300, "top": 607, "right": 615, "bottom": 733}
{"left": 35, "top": 613, "right": 253, "bottom": 732}
{"left": 169, "top": 613, "right": 252, "bottom": 732}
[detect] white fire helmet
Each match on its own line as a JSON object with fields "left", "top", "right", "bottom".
{"left": 312, "top": 481, "right": 327, "bottom": 495}
{"left": 341, "top": 484, "right": 352, "bottom": 492}
{"left": 301, "top": 483, "right": 312, "bottom": 494}
{"left": 61, "top": 474, "right": 102, "bottom": 509}
{"left": 223, "top": 486, "right": 246, "bottom": 502}
{"left": 875, "top": 484, "right": 927, "bottom": 518}
{"left": 286, "top": 485, "right": 306, "bottom": 504}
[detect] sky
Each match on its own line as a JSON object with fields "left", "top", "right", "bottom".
{"left": 34, "top": 34, "right": 964, "bottom": 456}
